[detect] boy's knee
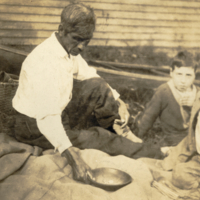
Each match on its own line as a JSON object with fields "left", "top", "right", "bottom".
{"left": 172, "top": 163, "right": 199, "bottom": 190}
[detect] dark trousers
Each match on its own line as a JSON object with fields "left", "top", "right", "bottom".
{"left": 9, "top": 78, "right": 162, "bottom": 159}
{"left": 64, "top": 78, "right": 120, "bottom": 130}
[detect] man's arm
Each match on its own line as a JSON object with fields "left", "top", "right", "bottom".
{"left": 36, "top": 115, "right": 92, "bottom": 183}
{"left": 61, "top": 147, "right": 92, "bottom": 183}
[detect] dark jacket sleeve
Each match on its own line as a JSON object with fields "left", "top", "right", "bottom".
{"left": 138, "top": 85, "right": 166, "bottom": 138}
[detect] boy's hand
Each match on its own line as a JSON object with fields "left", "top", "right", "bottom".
{"left": 116, "top": 98, "right": 130, "bottom": 128}
{"left": 62, "top": 146, "right": 92, "bottom": 183}
{"left": 180, "top": 96, "right": 194, "bottom": 106}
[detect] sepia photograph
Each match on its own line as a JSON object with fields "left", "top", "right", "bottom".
{"left": 0, "top": 0, "right": 200, "bottom": 199}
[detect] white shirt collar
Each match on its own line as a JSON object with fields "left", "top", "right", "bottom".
{"left": 50, "top": 32, "right": 69, "bottom": 58}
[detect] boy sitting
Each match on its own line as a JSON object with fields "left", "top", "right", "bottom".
{"left": 160, "top": 89, "right": 200, "bottom": 191}
{"left": 137, "top": 51, "right": 199, "bottom": 150}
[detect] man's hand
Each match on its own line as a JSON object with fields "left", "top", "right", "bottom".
{"left": 61, "top": 146, "right": 93, "bottom": 183}
{"left": 116, "top": 98, "right": 130, "bottom": 128}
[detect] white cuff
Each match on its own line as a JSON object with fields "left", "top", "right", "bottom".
{"left": 36, "top": 115, "right": 72, "bottom": 154}
{"left": 108, "top": 85, "right": 120, "bottom": 100}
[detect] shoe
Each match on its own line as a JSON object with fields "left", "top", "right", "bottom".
{"left": 113, "top": 122, "right": 143, "bottom": 143}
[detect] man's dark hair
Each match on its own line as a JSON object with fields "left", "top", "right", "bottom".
{"left": 171, "top": 51, "right": 198, "bottom": 72}
{"left": 61, "top": 3, "right": 96, "bottom": 38}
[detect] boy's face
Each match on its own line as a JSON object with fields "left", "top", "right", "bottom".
{"left": 170, "top": 66, "right": 195, "bottom": 92}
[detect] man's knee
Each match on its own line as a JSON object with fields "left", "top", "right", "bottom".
{"left": 77, "top": 77, "right": 104, "bottom": 86}
{"left": 73, "top": 78, "right": 110, "bottom": 99}
{"left": 172, "top": 163, "right": 199, "bottom": 190}
{"left": 82, "top": 77, "right": 108, "bottom": 91}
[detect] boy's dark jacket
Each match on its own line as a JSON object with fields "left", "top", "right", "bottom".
{"left": 162, "top": 90, "right": 200, "bottom": 170}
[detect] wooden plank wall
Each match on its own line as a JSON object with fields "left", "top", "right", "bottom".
{"left": 0, "top": 0, "right": 200, "bottom": 49}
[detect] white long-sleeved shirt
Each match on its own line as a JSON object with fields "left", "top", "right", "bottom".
{"left": 13, "top": 32, "right": 119, "bottom": 153}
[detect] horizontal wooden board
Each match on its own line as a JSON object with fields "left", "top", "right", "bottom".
{"left": 0, "top": 5, "right": 63, "bottom": 16}
{"left": 93, "top": 32, "right": 200, "bottom": 41}
{"left": 1, "top": 5, "right": 200, "bottom": 21}
{"left": 1, "top": 0, "right": 200, "bottom": 8}
{"left": 97, "top": 18, "right": 200, "bottom": 27}
{"left": 89, "top": 39, "right": 200, "bottom": 48}
{"left": 1, "top": 37, "right": 200, "bottom": 48}
{"left": 10, "top": 0, "right": 154, "bottom": 4}
{"left": 34, "top": 0, "right": 200, "bottom": 8}
{"left": 1, "top": 30, "right": 200, "bottom": 41}
{"left": 1, "top": 4, "right": 200, "bottom": 15}
{"left": 1, "top": 0, "right": 200, "bottom": 11}
{"left": 0, "top": 30, "right": 52, "bottom": 38}
{"left": 42, "top": 0, "right": 200, "bottom": 3}
{"left": 96, "top": 25, "right": 200, "bottom": 34}
{"left": 100, "top": 10, "right": 200, "bottom": 21}
{"left": 0, "top": 38, "right": 45, "bottom": 45}
{"left": 0, "top": 13, "right": 60, "bottom": 23}
{"left": 1, "top": 13, "right": 200, "bottom": 27}
{"left": 1, "top": 21, "right": 200, "bottom": 34}
{"left": 0, "top": 21, "right": 58, "bottom": 30}
{"left": 0, "top": 0, "right": 70, "bottom": 8}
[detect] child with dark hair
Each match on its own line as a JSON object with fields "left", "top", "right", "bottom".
{"left": 137, "top": 51, "right": 199, "bottom": 153}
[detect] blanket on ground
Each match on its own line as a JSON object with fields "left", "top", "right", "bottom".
{"left": 140, "top": 158, "right": 200, "bottom": 200}
{"left": 0, "top": 132, "right": 169, "bottom": 200}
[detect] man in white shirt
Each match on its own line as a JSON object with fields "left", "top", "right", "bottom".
{"left": 12, "top": 3, "right": 146, "bottom": 183}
